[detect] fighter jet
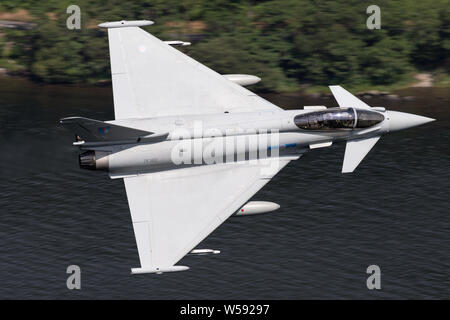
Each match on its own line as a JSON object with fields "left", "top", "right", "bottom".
{"left": 61, "top": 20, "right": 434, "bottom": 274}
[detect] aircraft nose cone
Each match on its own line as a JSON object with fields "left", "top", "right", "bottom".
{"left": 388, "top": 111, "right": 435, "bottom": 132}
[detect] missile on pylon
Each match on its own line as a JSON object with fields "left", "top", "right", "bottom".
{"left": 234, "top": 201, "right": 280, "bottom": 216}
{"left": 223, "top": 74, "right": 261, "bottom": 86}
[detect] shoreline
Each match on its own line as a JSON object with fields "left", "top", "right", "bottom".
{"left": 0, "top": 70, "right": 448, "bottom": 101}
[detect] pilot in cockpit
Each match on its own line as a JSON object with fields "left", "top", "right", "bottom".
{"left": 294, "top": 108, "right": 384, "bottom": 130}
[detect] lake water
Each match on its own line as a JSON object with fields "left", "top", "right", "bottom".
{"left": 0, "top": 76, "right": 448, "bottom": 299}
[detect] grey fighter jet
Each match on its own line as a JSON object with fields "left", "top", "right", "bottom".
{"left": 61, "top": 20, "right": 434, "bottom": 274}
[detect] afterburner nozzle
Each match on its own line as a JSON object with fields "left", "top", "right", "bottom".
{"left": 388, "top": 111, "right": 435, "bottom": 132}
{"left": 79, "top": 151, "right": 109, "bottom": 171}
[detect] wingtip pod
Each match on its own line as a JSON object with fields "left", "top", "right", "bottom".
{"left": 131, "top": 265, "right": 189, "bottom": 275}
{"left": 164, "top": 40, "right": 191, "bottom": 47}
{"left": 189, "top": 249, "right": 221, "bottom": 255}
{"left": 98, "top": 20, "right": 154, "bottom": 28}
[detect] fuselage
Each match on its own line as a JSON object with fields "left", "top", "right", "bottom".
{"left": 84, "top": 107, "right": 393, "bottom": 177}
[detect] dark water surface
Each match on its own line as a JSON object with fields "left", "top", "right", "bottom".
{"left": 0, "top": 77, "right": 448, "bottom": 299}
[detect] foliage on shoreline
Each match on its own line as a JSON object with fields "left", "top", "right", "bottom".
{"left": 0, "top": 0, "right": 448, "bottom": 92}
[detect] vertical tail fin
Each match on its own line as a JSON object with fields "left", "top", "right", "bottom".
{"left": 60, "top": 117, "right": 152, "bottom": 143}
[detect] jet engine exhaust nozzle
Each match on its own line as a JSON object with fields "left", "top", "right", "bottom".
{"left": 79, "top": 151, "right": 109, "bottom": 171}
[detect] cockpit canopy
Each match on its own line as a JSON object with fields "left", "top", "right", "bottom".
{"left": 294, "top": 108, "right": 384, "bottom": 130}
